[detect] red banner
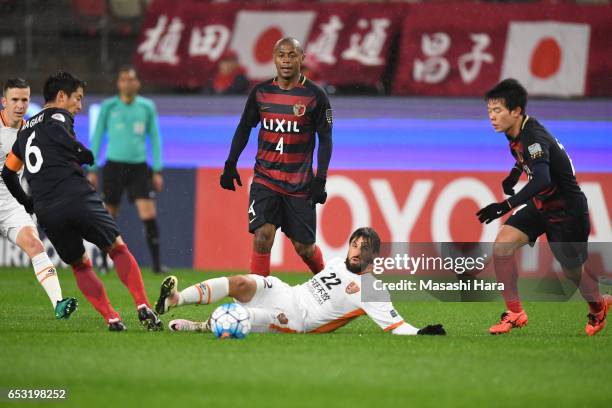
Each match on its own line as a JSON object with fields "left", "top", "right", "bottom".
{"left": 134, "top": 1, "right": 401, "bottom": 88}
{"left": 134, "top": 1, "right": 238, "bottom": 88}
{"left": 392, "top": 4, "right": 612, "bottom": 97}
{"left": 134, "top": 2, "right": 612, "bottom": 95}
{"left": 304, "top": 4, "right": 403, "bottom": 86}
{"left": 193, "top": 168, "right": 612, "bottom": 272}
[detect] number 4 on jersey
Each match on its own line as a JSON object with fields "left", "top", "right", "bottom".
{"left": 275, "top": 137, "right": 284, "bottom": 155}
{"left": 25, "top": 132, "right": 43, "bottom": 173}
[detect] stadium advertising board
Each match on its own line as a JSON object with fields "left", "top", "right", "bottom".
{"left": 194, "top": 168, "right": 612, "bottom": 273}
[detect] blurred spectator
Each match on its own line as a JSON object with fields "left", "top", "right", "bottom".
{"left": 302, "top": 54, "right": 321, "bottom": 83}
{"left": 302, "top": 54, "right": 335, "bottom": 94}
{"left": 210, "top": 50, "right": 249, "bottom": 95}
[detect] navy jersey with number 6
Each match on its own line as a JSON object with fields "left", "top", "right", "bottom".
{"left": 231, "top": 75, "right": 332, "bottom": 196}
{"left": 11, "top": 108, "right": 93, "bottom": 212}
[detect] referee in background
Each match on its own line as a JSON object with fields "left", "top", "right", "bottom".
{"left": 87, "top": 65, "right": 166, "bottom": 274}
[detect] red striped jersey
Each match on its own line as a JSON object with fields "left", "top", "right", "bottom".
{"left": 237, "top": 75, "right": 332, "bottom": 196}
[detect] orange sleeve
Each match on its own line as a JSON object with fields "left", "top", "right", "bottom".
{"left": 383, "top": 320, "right": 405, "bottom": 332}
{"left": 4, "top": 152, "right": 23, "bottom": 172}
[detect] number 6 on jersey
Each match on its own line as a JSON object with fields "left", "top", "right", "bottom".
{"left": 25, "top": 132, "right": 43, "bottom": 173}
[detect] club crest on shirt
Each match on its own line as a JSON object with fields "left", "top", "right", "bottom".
{"left": 345, "top": 281, "right": 360, "bottom": 294}
{"left": 528, "top": 143, "right": 543, "bottom": 159}
{"left": 293, "top": 102, "right": 306, "bottom": 117}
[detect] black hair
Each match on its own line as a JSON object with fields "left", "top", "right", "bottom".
{"left": 117, "top": 65, "right": 138, "bottom": 79}
{"left": 3, "top": 78, "right": 29, "bottom": 95}
{"left": 43, "top": 71, "right": 86, "bottom": 103}
{"left": 273, "top": 37, "right": 304, "bottom": 54}
{"left": 484, "top": 78, "right": 528, "bottom": 115}
{"left": 348, "top": 227, "right": 381, "bottom": 255}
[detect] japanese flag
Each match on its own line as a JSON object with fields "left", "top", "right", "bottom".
{"left": 230, "top": 11, "right": 316, "bottom": 80}
{"left": 500, "top": 22, "right": 590, "bottom": 97}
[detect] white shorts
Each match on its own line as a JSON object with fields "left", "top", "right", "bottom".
{"left": 0, "top": 201, "right": 36, "bottom": 245}
{"left": 238, "top": 275, "right": 306, "bottom": 333}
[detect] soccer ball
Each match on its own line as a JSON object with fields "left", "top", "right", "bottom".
{"left": 210, "top": 303, "right": 251, "bottom": 339}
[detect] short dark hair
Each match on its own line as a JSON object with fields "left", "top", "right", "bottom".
{"left": 485, "top": 78, "right": 527, "bottom": 115}
{"left": 117, "top": 65, "right": 138, "bottom": 79}
{"left": 349, "top": 227, "right": 381, "bottom": 255}
{"left": 273, "top": 37, "right": 304, "bottom": 54}
{"left": 43, "top": 71, "right": 86, "bottom": 103}
{"left": 3, "top": 78, "right": 29, "bottom": 95}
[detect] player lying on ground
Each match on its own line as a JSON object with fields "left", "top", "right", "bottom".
{"left": 155, "top": 227, "right": 445, "bottom": 336}
{"left": 1, "top": 71, "right": 162, "bottom": 332}
{"left": 477, "top": 78, "right": 610, "bottom": 336}
{"left": 0, "top": 78, "right": 77, "bottom": 319}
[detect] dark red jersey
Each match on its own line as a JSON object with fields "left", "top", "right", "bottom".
{"left": 228, "top": 75, "right": 332, "bottom": 197}
{"left": 508, "top": 116, "right": 584, "bottom": 212}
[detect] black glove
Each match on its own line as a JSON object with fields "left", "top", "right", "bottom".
{"left": 75, "top": 142, "right": 94, "bottom": 166}
{"left": 310, "top": 176, "right": 327, "bottom": 204}
{"left": 220, "top": 160, "right": 242, "bottom": 191}
{"left": 502, "top": 167, "right": 521, "bottom": 196}
{"left": 476, "top": 201, "right": 512, "bottom": 224}
{"left": 417, "top": 324, "right": 446, "bottom": 335}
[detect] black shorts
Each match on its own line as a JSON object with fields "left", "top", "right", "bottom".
{"left": 102, "top": 160, "right": 154, "bottom": 205}
{"left": 37, "top": 192, "right": 120, "bottom": 265}
{"left": 248, "top": 182, "right": 316, "bottom": 245}
{"left": 505, "top": 197, "right": 590, "bottom": 269}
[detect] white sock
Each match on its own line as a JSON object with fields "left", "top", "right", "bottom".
{"left": 32, "top": 252, "right": 62, "bottom": 307}
{"left": 178, "top": 277, "right": 229, "bottom": 306}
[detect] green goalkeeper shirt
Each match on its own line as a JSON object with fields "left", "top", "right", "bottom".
{"left": 90, "top": 95, "right": 163, "bottom": 171}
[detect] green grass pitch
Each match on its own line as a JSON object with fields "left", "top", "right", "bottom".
{"left": 0, "top": 267, "right": 611, "bottom": 407}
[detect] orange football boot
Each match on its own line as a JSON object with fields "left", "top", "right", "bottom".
{"left": 585, "top": 294, "right": 612, "bottom": 337}
{"left": 489, "top": 310, "right": 528, "bottom": 335}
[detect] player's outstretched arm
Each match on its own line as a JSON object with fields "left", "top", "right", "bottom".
{"left": 1, "top": 153, "right": 33, "bottom": 213}
{"left": 356, "top": 286, "right": 446, "bottom": 336}
{"left": 388, "top": 321, "right": 446, "bottom": 336}
{"left": 310, "top": 90, "right": 333, "bottom": 205}
{"left": 220, "top": 160, "right": 242, "bottom": 191}
{"left": 358, "top": 297, "right": 422, "bottom": 336}
{"left": 51, "top": 122, "right": 95, "bottom": 167}
{"left": 476, "top": 161, "right": 551, "bottom": 224}
{"left": 74, "top": 141, "right": 95, "bottom": 166}
{"left": 506, "top": 161, "right": 551, "bottom": 208}
{"left": 310, "top": 129, "right": 331, "bottom": 204}
{"left": 220, "top": 88, "right": 259, "bottom": 191}
{"left": 310, "top": 176, "right": 327, "bottom": 205}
